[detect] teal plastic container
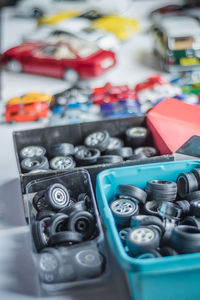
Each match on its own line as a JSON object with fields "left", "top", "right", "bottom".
{"left": 96, "top": 160, "right": 200, "bottom": 300}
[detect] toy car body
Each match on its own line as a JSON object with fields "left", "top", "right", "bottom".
{"left": 16, "top": 0, "right": 132, "bottom": 18}
{"left": 7, "top": 92, "right": 53, "bottom": 105}
{"left": 51, "top": 84, "right": 92, "bottom": 110}
{"left": 5, "top": 101, "right": 49, "bottom": 123}
{"left": 152, "top": 16, "right": 200, "bottom": 72}
{"left": 24, "top": 19, "right": 119, "bottom": 51}
{"left": 2, "top": 39, "right": 116, "bottom": 81}
{"left": 92, "top": 15, "right": 139, "bottom": 41}
{"left": 92, "top": 82, "right": 136, "bottom": 105}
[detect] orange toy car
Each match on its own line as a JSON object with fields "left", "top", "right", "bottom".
{"left": 5, "top": 101, "right": 49, "bottom": 123}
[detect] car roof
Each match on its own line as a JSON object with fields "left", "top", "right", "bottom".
{"left": 160, "top": 16, "right": 200, "bottom": 38}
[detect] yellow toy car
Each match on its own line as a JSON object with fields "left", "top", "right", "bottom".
{"left": 7, "top": 92, "right": 53, "bottom": 105}
{"left": 92, "top": 15, "right": 139, "bottom": 41}
{"left": 37, "top": 11, "right": 80, "bottom": 26}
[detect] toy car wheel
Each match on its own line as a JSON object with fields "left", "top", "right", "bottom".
{"left": 190, "top": 199, "right": 200, "bottom": 217}
{"left": 49, "top": 143, "right": 75, "bottom": 157}
{"left": 106, "top": 137, "right": 124, "bottom": 150}
{"left": 74, "top": 148, "right": 100, "bottom": 166}
{"left": 177, "top": 172, "right": 199, "bottom": 198}
{"left": 31, "top": 7, "right": 44, "bottom": 17}
{"left": 143, "top": 201, "right": 161, "bottom": 218}
{"left": 68, "top": 211, "right": 96, "bottom": 240}
{"left": 74, "top": 248, "right": 104, "bottom": 279}
{"left": 125, "top": 127, "right": 148, "bottom": 147}
{"left": 20, "top": 146, "right": 46, "bottom": 159}
{"left": 133, "top": 147, "right": 158, "bottom": 157}
{"left": 38, "top": 248, "right": 61, "bottom": 283}
{"left": 59, "top": 200, "right": 86, "bottom": 215}
{"left": 36, "top": 210, "right": 55, "bottom": 221}
{"left": 130, "top": 215, "right": 164, "bottom": 234}
{"left": 45, "top": 183, "right": 70, "bottom": 211}
{"left": 159, "top": 247, "right": 178, "bottom": 257}
{"left": 6, "top": 59, "right": 22, "bottom": 73}
{"left": 32, "top": 218, "right": 50, "bottom": 251}
{"left": 33, "top": 190, "right": 50, "bottom": 212}
{"left": 171, "top": 225, "right": 200, "bottom": 254}
{"left": 110, "top": 198, "right": 139, "bottom": 226}
{"left": 49, "top": 213, "right": 69, "bottom": 236}
{"left": 84, "top": 130, "right": 110, "bottom": 151}
{"left": 50, "top": 156, "right": 76, "bottom": 170}
{"left": 127, "top": 226, "right": 160, "bottom": 256}
{"left": 63, "top": 69, "right": 79, "bottom": 84}
{"left": 21, "top": 156, "right": 49, "bottom": 172}
{"left": 96, "top": 155, "right": 123, "bottom": 164}
{"left": 48, "top": 231, "right": 83, "bottom": 246}
{"left": 118, "top": 184, "right": 147, "bottom": 204}
{"left": 105, "top": 147, "right": 133, "bottom": 159}
{"left": 180, "top": 216, "right": 200, "bottom": 228}
{"left": 136, "top": 249, "right": 162, "bottom": 259}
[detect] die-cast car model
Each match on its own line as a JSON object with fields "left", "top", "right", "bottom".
{"left": 24, "top": 19, "right": 119, "bottom": 51}
{"left": 5, "top": 101, "right": 49, "bottom": 123}
{"left": 7, "top": 92, "right": 53, "bottom": 105}
{"left": 92, "top": 15, "right": 139, "bottom": 41}
{"left": 92, "top": 82, "right": 136, "bottom": 105}
{"left": 16, "top": 0, "right": 132, "bottom": 18}
{"left": 152, "top": 16, "right": 200, "bottom": 72}
{"left": 2, "top": 39, "right": 116, "bottom": 82}
{"left": 37, "top": 10, "right": 80, "bottom": 26}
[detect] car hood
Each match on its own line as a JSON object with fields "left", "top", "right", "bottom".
{"left": 4, "top": 42, "right": 42, "bottom": 56}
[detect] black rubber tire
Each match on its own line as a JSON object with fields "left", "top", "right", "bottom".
{"left": 130, "top": 215, "right": 164, "bottom": 233}
{"left": 106, "top": 137, "right": 124, "bottom": 150}
{"left": 186, "top": 190, "right": 200, "bottom": 201}
{"left": 176, "top": 200, "right": 190, "bottom": 216}
{"left": 68, "top": 211, "right": 96, "bottom": 240}
{"left": 84, "top": 130, "right": 110, "bottom": 151}
{"left": 75, "top": 148, "right": 100, "bottom": 166}
{"left": 157, "top": 201, "right": 182, "bottom": 220}
{"left": 77, "top": 193, "right": 92, "bottom": 209}
{"left": 36, "top": 210, "right": 55, "bottom": 221}
{"left": 136, "top": 249, "right": 162, "bottom": 259}
{"left": 171, "top": 225, "right": 200, "bottom": 254}
{"left": 125, "top": 127, "right": 149, "bottom": 148}
{"left": 159, "top": 247, "right": 178, "bottom": 257}
{"left": 73, "top": 248, "right": 104, "bottom": 279}
{"left": 145, "top": 180, "right": 177, "bottom": 202}
{"left": 127, "top": 226, "right": 160, "bottom": 256}
{"left": 118, "top": 184, "right": 147, "bottom": 204}
{"left": 143, "top": 201, "right": 161, "bottom": 218}
{"left": 32, "top": 190, "right": 50, "bottom": 212}
{"left": 32, "top": 219, "right": 49, "bottom": 251}
{"left": 190, "top": 199, "right": 200, "bottom": 217}
{"left": 177, "top": 172, "right": 199, "bottom": 198}
{"left": 21, "top": 156, "right": 49, "bottom": 172}
{"left": 96, "top": 155, "right": 123, "bottom": 164}
{"left": 127, "top": 152, "right": 147, "bottom": 161}
{"left": 59, "top": 200, "right": 86, "bottom": 215}
{"left": 48, "top": 231, "right": 83, "bottom": 246}
{"left": 180, "top": 216, "right": 200, "bottom": 228}
{"left": 192, "top": 168, "right": 200, "bottom": 189}
{"left": 105, "top": 147, "right": 133, "bottom": 159}
{"left": 49, "top": 143, "right": 75, "bottom": 157}
{"left": 48, "top": 213, "right": 69, "bottom": 236}
{"left": 45, "top": 183, "right": 70, "bottom": 211}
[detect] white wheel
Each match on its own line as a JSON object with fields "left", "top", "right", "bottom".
{"left": 7, "top": 59, "right": 22, "bottom": 73}
{"left": 63, "top": 69, "right": 79, "bottom": 84}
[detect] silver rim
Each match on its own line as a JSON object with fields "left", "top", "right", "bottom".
{"left": 21, "top": 146, "right": 43, "bottom": 158}
{"left": 111, "top": 199, "right": 135, "bottom": 215}
{"left": 134, "top": 147, "right": 155, "bottom": 156}
{"left": 40, "top": 253, "right": 58, "bottom": 272}
{"left": 63, "top": 69, "right": 79, "bottom": 83}
{"left": 76, "top": 250, "right": 101, "bottom": 267}
{"left": 52, "top": 157, "right": 73, "bottom": 169}
{"left": 24, "top": 158, "right": 40, "bottom": 168}
{"left": 7, "top": 60, "right": 22, "bottom": 72}
{"left": 85, "top": 132, "right": 104, "bottom": 146}
{"left": 52, "top": 187, "right": 67, "bottom": 205}
{"left": 130, "top": 228, "right": 154, "bottom": 243}
{"left": 107, "top": 137, "right": 122, "bottom": 150}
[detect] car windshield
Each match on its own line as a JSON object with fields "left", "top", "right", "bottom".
{"left": 169, "top": 36, "right": 195, "bottom": 50}
{"left": 67, "top": 36, "right": 99, "bottom": 58}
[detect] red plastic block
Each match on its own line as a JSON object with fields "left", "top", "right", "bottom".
{"left": 147, "top": 98, "right": 200, "bottom": 154}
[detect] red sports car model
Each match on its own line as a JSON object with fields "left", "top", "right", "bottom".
{"left": 135, "top": 75, "right": 167, "bottom": 92}
{"left": 92, "top": 82, "right": 136, "bottom": 105}
{"left": 5, "top": 102, "right": 49, "bottom": 123}
{"left": 2, "top": 39, "right": 116, "bottom": 82}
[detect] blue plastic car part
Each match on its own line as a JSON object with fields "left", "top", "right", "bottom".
{"left": 96, "top": 160, "right": 200, "bottom": 300}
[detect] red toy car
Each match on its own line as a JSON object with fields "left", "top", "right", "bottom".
{"left": 2, "top": 39, "right": 116, "bottom": 82}
{"left": 135, "top": 75, "right": 167, "bottom": 92}
{"left": 92, "top": 82, "right": 136, "bottom": 105}
{"left": 5, "top": 101, "right": 49, "bottom": 123}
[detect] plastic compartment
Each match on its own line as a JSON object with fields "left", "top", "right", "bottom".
{"left": 25, "top": 169, "right": 110, "bottom": 296}
{"left": 13, "top": 116, "right": 174, "bottom": 192}
{"left": 96, "top": 160, "right": 200, "bottom": 300}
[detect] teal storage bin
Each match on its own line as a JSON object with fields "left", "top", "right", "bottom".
{"left": 96, "top": 160, "right": 200, "bottom": 300}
